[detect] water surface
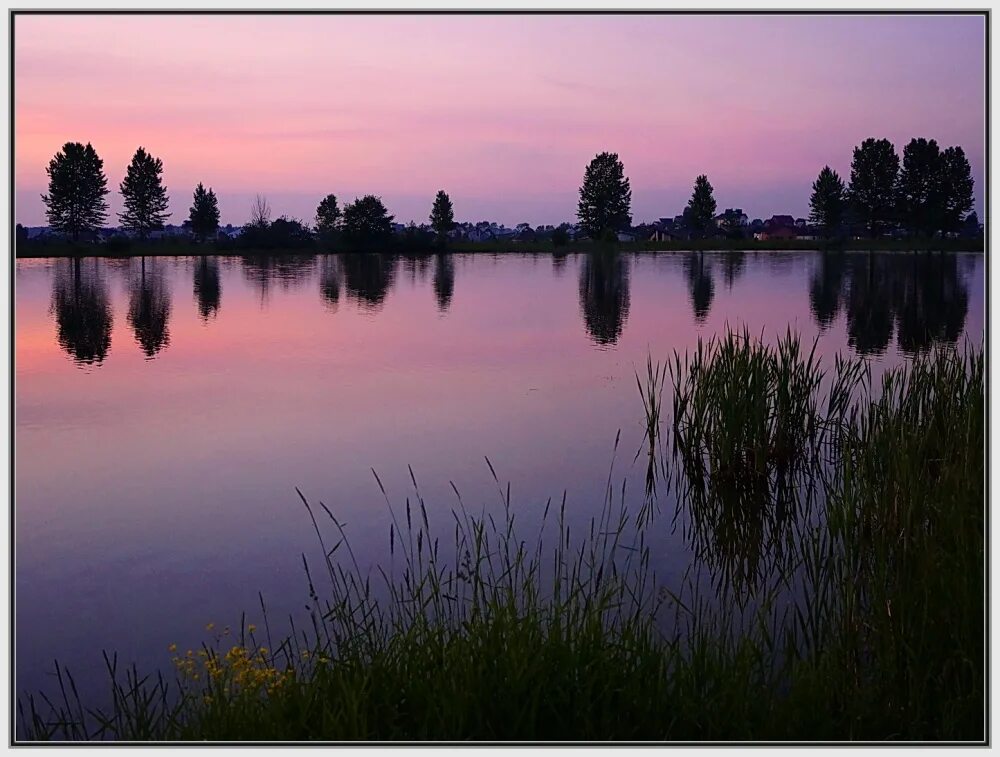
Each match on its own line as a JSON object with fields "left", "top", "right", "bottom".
{"left": 15, "top": 250, "right": 984, "bottom": 700}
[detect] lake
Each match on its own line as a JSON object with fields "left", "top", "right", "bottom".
{"left": 14, "top": 250, "right": 984, "bottom": 703}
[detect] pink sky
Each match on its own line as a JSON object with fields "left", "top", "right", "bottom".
{"left": 14, "top": 13, "right": 986, "bottom": 226}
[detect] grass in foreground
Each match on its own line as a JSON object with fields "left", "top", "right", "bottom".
{"left": 19, "top": 334, "right": 984, "bottom": 742}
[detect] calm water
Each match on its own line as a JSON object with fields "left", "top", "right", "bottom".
{"left": 14, "top": 250, "right": 984, "bottom": 701}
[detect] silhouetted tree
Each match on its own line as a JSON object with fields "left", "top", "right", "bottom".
{"left": 433, "top": 253, "right": 455, "bottom": 311}
{"left": 683, "top": 175, "right": 717, "bottom": 239}
{"left": 50, "top": 259, "right": 113, "bottom": 365}
{"left": 315, "top": 194, "right": 341, "bottom": 241}
{"left": 430, "top": 190, "right": 455, "bottom": 246}
{"left": 342, "top": 195, "right": 394, "bottom": 248}
{"left": 896, "top": 138, "right": 944, "bottom": 237}
{"left": 809, "top": 166, "right": 846, "bottom": 237}
{"left": 42, "top": 142, "right": 109, "bottom": 241}
{"left": 16, "top": 223, "right": 28, "bottom": 249}
{"left": 189, "top": 183, "right": 220, "bottom": 242}
{"left": 684, "top": 252, "right": 715, "bottom": 322}
{"left": 577, "top": 152, "right": 632, "bottom": 239}
{"left": 848, "top": 138, "right": 899, "bottom": 237}
{"left": 119, "top": 147, "right": 170, "bottom": 239}
{"left": 579, "top": 250, "right": 630, "bottom": 345}
{"left": 193, "top": 256, "right": 221, "bottom": 320}
{"left": 939, "top": 146, "right": 974, "bottom": 234}
{"left": 128, "top": 258, "right": 171, "bottom": 357}
{"left": 248, "top": 194, "right": 271, "bottom": 228}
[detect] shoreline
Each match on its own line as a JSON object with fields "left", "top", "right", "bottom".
{"left": 14, "top": 237, "right": 986, "bottom": 260}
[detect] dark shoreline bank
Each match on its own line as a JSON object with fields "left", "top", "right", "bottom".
{"left": 14, "top": 236, "right": 986, "bottom": 260}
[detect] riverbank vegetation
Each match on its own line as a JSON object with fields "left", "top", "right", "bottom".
{"left": 19, "top": 333, "right": 984, "bottom": 742}
{"left": 13, "top": 235, "right": 984, "bottom": 259}
{"left": 21, "top": 135, "right": 980, "bottom": 259}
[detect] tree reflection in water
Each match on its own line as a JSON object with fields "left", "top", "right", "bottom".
{"left": 50, "top": 258, "right": 113, "bottom": 366}
{"left": 192, "top": 256, "right": 221, "bottom": 321}
{"left": 433, "top": 253, "right": 455, "bottom": 312}
{"left": 579, "top": 250, "right": 631, "bottom": 346}
{"left": 128, "top": 257, "right": 172, "bottom": 358}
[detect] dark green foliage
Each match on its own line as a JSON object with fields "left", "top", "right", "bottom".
{"left": 896, "top": 138, "right": 944, "bottom": 236}
{"left": 119, "top": 147, "right": 170, "bottom": 239}
{"left": 342, "top": 195, "right": 394, "bottom": 249}
{"left": 577, "top": 152, "right": 632, "bottom": 239}
{"left": 809, "top": 166, "right": 846, "bottom": 237}
{"left": 429, "top": 190, "right": 455, "bottom": 244}
{"left": 41, "top": 142, "right": 109, "bottom": 241}
{"left": 315, "top": 194, "right": 341, "bottom": 240}
{"left": 551, "top": 226, "right": 570, "bottom": 247}
{"left": 189, "top": 183, "right": 220, "bottom": 241}
{"left": 848, "top": 138, "right": 899, "bottom": 236}
{"left": 683, "top": 175, "right": 717, "bottom": 238}
{"left": 939, "top": 146, "right": 974, "bottom": 234}
{"left": 238, "top": 216, "right": 314, "bottom": 251}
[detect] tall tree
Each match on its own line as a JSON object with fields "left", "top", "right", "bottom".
{"left": 342, "top": 195, "right": 394, "bottom": 247}
{"left": 41, "top": 142, "right": 109, "bottom": 241}
{"left": 683, "top": 175, "right": 717, "bottom": 238}
{"left": 119, "top": 147, "right": 170, "bottom": 239}
{"left": 577, "top": 152, "right": 632, "bottom": 239}
{"left": 430, "top": 190, "right": 455, "bottom": 244}
{"left": 847, "top": 138, "right": 899, "bottom": 237}
{"left": 809, "top": 166, "right": 846, "bottom": 237}
{"left": 188, "top": 183, "right": 220, "bottom": 241}
{"left": 897, "top": 138, "right": 943, "bottom": 237}
{"left": 939, "top": 146, "right": 974, "bottom": 234}
{"left": 315, "top": 194, "right": 341, "bottom": 238}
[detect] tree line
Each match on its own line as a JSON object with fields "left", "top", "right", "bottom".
{"left": 576, "top": 138, "right": 975, "bottom": 241}
{"left": 36, "top": 137, "right": 974, "bottom": 250}
{"left": 37, "top": 142, "right": 457, "bottom": 250}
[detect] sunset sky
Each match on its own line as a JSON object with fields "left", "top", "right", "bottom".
{"left": 15, "top": 13, "right": 986, "bottom": 227}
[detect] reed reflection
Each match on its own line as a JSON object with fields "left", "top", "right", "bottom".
{"left": 50, "top": 258, "right": 113, "bottom": 366}
{"left": 128, "top": 257, "right": 172, "bottom": 358}
{"left": 192, "top": 256, "right": 221, "bottom": 321}
{"left": 579, "top": 250, "right": 630, "bottom": 346}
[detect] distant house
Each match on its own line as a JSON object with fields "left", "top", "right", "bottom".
{"left": 756, "top": 226, "right": 798, "bottom": 241}
{"left": 765, "top": 215, "right": 796, "bottom": 229}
